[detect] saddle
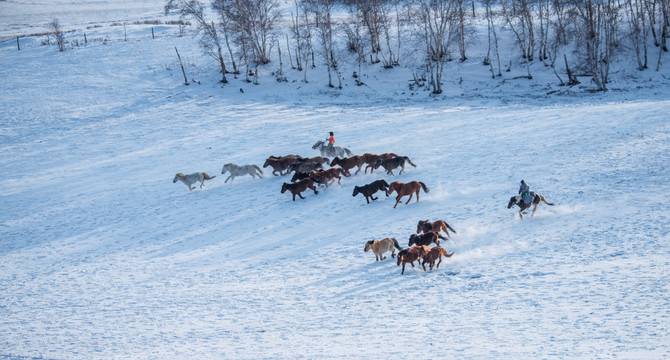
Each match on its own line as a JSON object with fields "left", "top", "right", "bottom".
{"left": 521, "top": 191, "right": 535, "bottom": 205}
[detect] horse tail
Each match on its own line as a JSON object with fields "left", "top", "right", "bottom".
{"left": 419, "top": 182, "right": 429, "bottom": 193}
{"left": 445, "top": 222, "right": 457, "bottom": 235}
{"left": 345, "top": 148, "right": 353, "bottom": 157}
{"left": 539, "top": 194, "right": 554, "bottom": 206}
{"left": 404, "top": 156, "right": 417, "bottom": 167}
{"left": 444, "top": 251, "right": 454, "bottom": 257}
{"left": 253, "top": 165, "right": 264, "bottom": 175}
{"left": 203, "top": 173, "right": 216, "bottom": 180}
{"left": 392, "top": 238, "right": 402, "bottom": 250}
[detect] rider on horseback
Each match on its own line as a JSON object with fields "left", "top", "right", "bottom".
{"left": 519, "top": 180, "right": 533, "bottom": 205}
{"left": 326, "top": 131, "right": 335, "bottom": 148}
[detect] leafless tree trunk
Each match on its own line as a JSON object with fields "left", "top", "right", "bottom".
{"left": 213, "top": 0, "right": 281, "bottom": 65}
{"left": 626, "top": 0, "right": 649, "bottom": 70}
{"left": 310, "top": 0, "right": 341, "bottom": 88}
{"left": 571, "top": 0, "right": 620, "bottom": 91}
{"left": 417, "top": 0, "right": 455, "bottom": 94}
{"left": 165, "top": 0, "right": 229, "bottom": 83}
{"left": 49, "top": 19, "right": 66, "bottom": 52}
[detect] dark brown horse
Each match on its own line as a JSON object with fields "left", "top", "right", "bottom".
{"left": 361, "top": 153, "right": 398, "bottom": 174}
{"left": 422, "top": 246, "right": 454, "bottom": 270}
{"left": 507, "top": 193, "right": 554, "bottom": 218}
{"left": 408, "top": 232, "right": 445, "bottom": 247}
{"left": 309, "top": 168, "right": 344, "bottom": 187}
{"left": 352, "top": 179, "right": 390, "bottom": 204}
{"left": 263, "top": 155, "right": 299, "bottom": 176}
{"left": 417, "top": 220, "right": 457, "bottom": 238}
{"left": 330, "top": 155, "right": 363, "bottom": 176}
{"left": 373, "top": 156, "right": 416, "bottom": 175}
{"left": 281, "top": 178, "right": 319, "bottom": 201}
{"left": 288, "top": 160, "right": 324, "bottom": 174}
{"left": 387, "top": 181, "right": 429, "bottom": 208}
{"left": 396, "top": 245, "right": 428, "bottom": 274}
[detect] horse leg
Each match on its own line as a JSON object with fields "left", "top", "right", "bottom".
{"left": 405, "top": 193, "right": 413, "bottom": 204}
{"left": 311, "top": 185, "right": 319, "bottom": 195}
{"left": 401, "top": 262, "right": 406, "bottom": 274}
{"left": 394, "top": 196, "right": 402, "bottom": 208}
{"left": 399, "top": 166, "right": 404, "bottom": 175}
{"left": 225, "top": 175, "right": 233, "bottom": 183}
{"left": 371, "top": 195, "right": 378, "bottom": 201}
{"left": 531, "top": 204, "right": 539, "bottom": 217}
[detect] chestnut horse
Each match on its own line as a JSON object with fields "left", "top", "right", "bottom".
{"left": 263, "top": 155, "right": 299, "bottom": 176}
{"left": 387, "top": 181, "right": 429, "bottom": 208}
{"left": 396, "top": 245, "right": 429, "bottom": 274}
{"left": 309, "top": 168, "right": 344, "bottom": 187}
{"left": 330, "top": 155, "right": 363, "bottom": 176}
{"left": 408, "top": 232, "right": 445, "bottom": 247}
{"left": 422, "top": 246, "right": 454, "bottom": 270}
{"left": 507, "top": 193, "right": 554, "bottom": 218}
{"left": 417, "top": 220, "right": 457, "bottom": 238}
{"left": 281, "top": 178, "right": 319, "bottom": 201}
{"left": 352, "top": 179, "right": 390, "bottom": 204}
{"left": 364, "top": 237, "right": 402, "bottom": 261}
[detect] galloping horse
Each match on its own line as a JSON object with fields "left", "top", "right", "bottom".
{"left": 352, "top": 179, "right": 390, "bottom": 204}
{"left": 361, "top": 153, "right": 398, "bottom": 174}
{"left": 364, "top": 237, "right": 402, "bottom": 261}
{"left": 263, "top": 155, "right": 299, "bottom": 176}
{"left": 507, "top": 193, "right": 554, "bottom": 218}
{"left": 422, "top": 246, "right": 454, "bottom": 271}
{"left": 387, "top": 181, "right": 429, "bottom": 208}
{"left": 417, "top": 220, "right": 457, "bottom": 238}
{"left": 221, "top": 163, "right": 263, "bottom": 183}
{"left": 312, "top": 140, "right": 353, "bottom": 158}
{"left": 281, "top": 178, "right": 319, "bottom": 201}
{"left": 330, "top": 156, "right": 364, "bottom": 176}
{"left": 373, "top": 156, "right": 416, "bottom": 175}
{"left": 408, "top": 232, "right": 445, "bottom": 247}
{"left": 396, "top": 245, "right": 429, "bottom": 274}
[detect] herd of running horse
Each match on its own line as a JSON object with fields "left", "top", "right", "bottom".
{"left": 173, "top": 140, "right": 553, "bottom": 274}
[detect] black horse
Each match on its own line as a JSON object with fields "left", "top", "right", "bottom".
{"left": 373, "top": 156, "right": 416, "bottom": 175}
{"left": 507, "top": 193, "right": 554, "bottom": 218}
{"left": 352, "top": 180, "right": 390, "bottom": 204}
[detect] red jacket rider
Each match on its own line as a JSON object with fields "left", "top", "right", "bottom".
{"left": 327, "top": 131, "right": 335, "bottom": 146}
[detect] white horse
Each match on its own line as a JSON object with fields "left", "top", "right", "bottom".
{"left": 221, "top": 163, "right": 264, "bottom": 183}
{"left": 312, "top": 140, "right": 353, "bottom": 158}
{"left": 173, "top": 172, "right": 216, "bottom": 191}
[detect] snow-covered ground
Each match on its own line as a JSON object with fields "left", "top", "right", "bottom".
{"left": 1, "top": 1, "right": 670, "bottom": 359}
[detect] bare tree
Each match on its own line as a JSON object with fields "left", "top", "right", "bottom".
{"left": 309, "top": 0, "right": 342, "bottom": 88}
{"left": 626, "top": 0, "right": 649, "bottom": 70}
{"left": 49, "top": 19, "right": 66, "bottom": 52}
{"left": 165, "top": 0, "right": 229, "bottom": 83}
{"left": 571, "top": 0, "right": 621, "bottom": 91}
{"left": 213, "top": 0, "right": 281, "bottom": 66}
{"left": 417, "top": 0, "right": 456, "bottom": 94}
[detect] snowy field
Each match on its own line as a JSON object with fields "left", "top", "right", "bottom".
{"left": 1, "top": 1, "right": 670, "bottom": 359}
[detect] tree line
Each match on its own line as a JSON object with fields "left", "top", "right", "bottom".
{"left": 165, "top": 0, "right": 670, "bottom": 93}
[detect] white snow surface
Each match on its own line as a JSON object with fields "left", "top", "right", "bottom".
{"left": 1, "top": 1, "right": 670, "bottom": 359}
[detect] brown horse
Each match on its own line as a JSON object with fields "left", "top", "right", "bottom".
{"left": 352, "top": 179, "right": 390, "bottom": 204}
{"left": 361, "top": 153, "right": 398, "bottom": 174}
{"left": 396, "top": 245, "right": 428, "bottom": 274}
{"left": 281, "top": 178, "right": 319, "bottom": 201}
{"left": 417, "top": 220, "right": 457, "bottom": 238}
{"left": 364, "top": 237, "right": 402, "bottom": 261}
{"left": 263, "top": 155, "right": 299, "bottom": 176}
{"left": 330, "top": 155, "right": 363, "bottom": 176}
{"left": 309, "top": 168, "right": 344, "bottom": 187}
{"left": 408, "top": 232, "right": 445, "bottom": 247}
{"left": 507, "top": 193, "right": 554, "bottom": 218}
{"left": 387, "top": 181, "right": 429, "bottom": 208}
{"left": 373, "top": 156, "right": 416, "bottom": 175}
{"left": 422, "top": 246, "right": 454, "bottom": 270}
